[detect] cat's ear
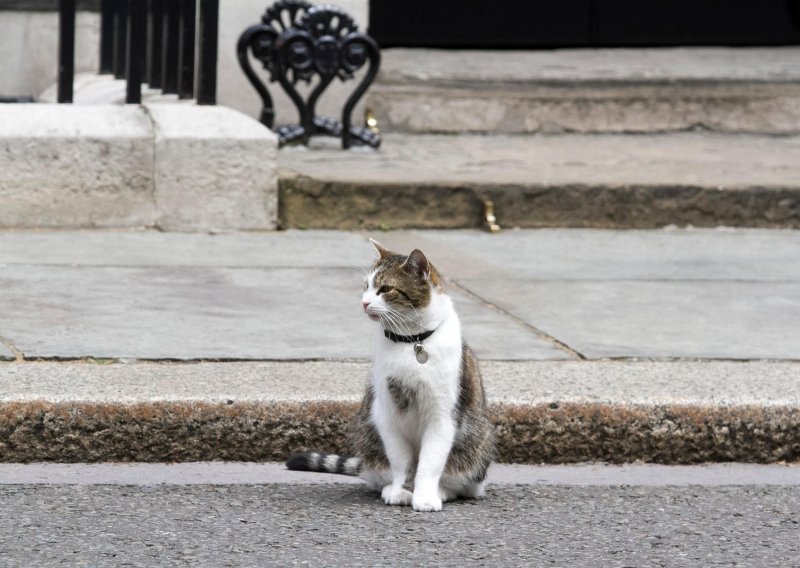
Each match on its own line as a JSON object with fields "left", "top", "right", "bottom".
{"left": 402, "top": 249, "right": 431, "bottom": 280}
{"left": 369, "top": 238, "right": 394, "bottom": 260}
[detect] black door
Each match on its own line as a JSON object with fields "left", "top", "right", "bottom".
{"left": 369, "top": 0, "right": 800, "bottom": 48}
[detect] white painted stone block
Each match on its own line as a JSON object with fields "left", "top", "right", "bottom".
{"left": 145, "top": 103, "right": 278, "bottom": 231}
{"left": 0, "top": 104, "right": 156, "bottom": 228}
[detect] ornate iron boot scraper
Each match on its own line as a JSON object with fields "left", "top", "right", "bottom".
{"left": 238, "top": 0, "right": 381, "bottom": 149}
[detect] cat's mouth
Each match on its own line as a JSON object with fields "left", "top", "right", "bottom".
{"left": 367, "top": 312, "right": 381, "bottom": 322}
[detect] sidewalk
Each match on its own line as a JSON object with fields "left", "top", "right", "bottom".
{"left": 1, "top": 228, "right": 798, "bottom": 463}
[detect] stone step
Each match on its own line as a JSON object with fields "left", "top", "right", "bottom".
{"left": 366, "top": 48, "right": 800, "bottom": 135}
{"left": 0, "top": 103, "right": 277, "bottom": 231}
{"left": 2, "top": 361, "right": 798, "bottom": 464}
{"left": 278, "top": 132, "right": 800, "bottom": 230}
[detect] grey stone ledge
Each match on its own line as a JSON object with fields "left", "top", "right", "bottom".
{"left": 1, "top": 360, "right": 797, "bottom": 406}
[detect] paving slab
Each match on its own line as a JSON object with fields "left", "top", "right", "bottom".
{"left": 0, "top": 231, "right": 564, "bottom": 360}
{"left": 0, "top": 229, "right": 372, "bottom": 268}
{"left": 0, "top": 265, "right": 371, "bottom": 360}
{"left": 382, "top": 228, "right": 800, "bottom": 281}
{"left": 1, "top": 228, "right": 799, "bottom": 360}
{"left": 0, "top": 264, "right": 561, "bottom": 360}
{"left": 458, "top": 280, "right": 800, "bottom": 360}
{"left": 377, "top": 229, "right": 800, "bottom": 360}
{"left": 278, "top": 133, "right": 800, "bottom": 229}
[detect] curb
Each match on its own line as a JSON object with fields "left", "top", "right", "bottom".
{"left": 1, "top": 361, "right": 798, "bottom": 464}
{"left": 2, "top": 400, "right": 797, "bottom": 464}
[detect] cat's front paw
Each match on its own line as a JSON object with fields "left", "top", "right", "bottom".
{"left": 412, "top": 490, "right": 443, "bottom": 512}
{"left": 381, "top": 485, "right": 412, "bottom": 506}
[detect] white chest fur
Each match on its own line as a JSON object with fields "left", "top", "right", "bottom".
{"left": 371, "top": 310, "right": 462, "bottom": 424}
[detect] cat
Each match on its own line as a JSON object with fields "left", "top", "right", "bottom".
{"left": 286, "top": 239, "right": 496, "bottom": 512}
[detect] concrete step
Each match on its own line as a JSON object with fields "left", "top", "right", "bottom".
{"left": 2, "top": 360, "right": 798, "bottom": 464}
{"left": 278, "top": 132, "right": 800, "bottom": 230}
{"left": 366, "top": 47, "right": 800, "bottom": 135}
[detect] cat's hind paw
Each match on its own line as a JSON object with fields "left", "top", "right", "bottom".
{"left": 381, "top": 485, "right": 412, "bottom": 506}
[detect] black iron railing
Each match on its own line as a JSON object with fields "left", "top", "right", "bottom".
{"left": 238, "top": 0, "right": 381, "bottom": 149}
{"left": 57, "top": 0, "right": 219, "bottom": 104}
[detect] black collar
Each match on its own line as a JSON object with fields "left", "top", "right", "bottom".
{"left": 384, "top": 328, "right": 436, "bottom": 344}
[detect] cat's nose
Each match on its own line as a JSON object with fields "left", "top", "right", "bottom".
{"left": 362, "top": 301, "right": 370, "bottom": 312}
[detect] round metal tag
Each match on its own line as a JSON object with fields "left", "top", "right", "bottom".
{"left": 414, "top": 343, "right": 429, "bottom": 364}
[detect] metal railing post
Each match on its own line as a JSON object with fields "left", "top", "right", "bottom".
{"left": 113, "top": 0, "right": 128, "bottom": 79}
{"left": 196, "top": 0, "right": 218, "bottom": 105}
{"left": 162, "top": 0, "right": 180, "bottom": 93}
{"left": 126, "top": 0, "right": 147, "bottom": 103}
{"left": 147, "top": 0, "right": 164, "bottom": 87}
{"left": 57, "top": 0, "right": 76, "bottom": 103}
{"left": 99, "top": 0, "right": 115, "bottom": 74}
{"left": 178, "top": 0, "right": 197, "bottom": 99}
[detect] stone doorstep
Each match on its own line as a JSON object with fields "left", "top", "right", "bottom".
{"left": 1, "top": 361, "right": 798, "bottom": 464}
{"left": 0, "top": 103, "right": 278, "bottom": 231}
{"left": 277, "top": 133, "right": 800, "bottom": 230}
{"left": 367, "top": 83, "right": 800, "bottom": 135}
{"left": 368, "top": 47, "right": 800, "bottom": 134}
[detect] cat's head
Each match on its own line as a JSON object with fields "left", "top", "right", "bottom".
{"left": 361, "top": 239, "right": 444, "bottom": 328}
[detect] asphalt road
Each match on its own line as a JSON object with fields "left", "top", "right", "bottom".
{"left": 1, "top": 464, "right": 799, "bottom": 567}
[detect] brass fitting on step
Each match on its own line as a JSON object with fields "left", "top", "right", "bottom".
{"left": 365, "top": 108, "right": 380, "bottom": 135}
{"left": 483, "top": 200, "right": 501, "bottom": 233}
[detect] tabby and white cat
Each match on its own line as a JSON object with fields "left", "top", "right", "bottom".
{"left": 286, "top": 239, "right": 495, "bottom": 512}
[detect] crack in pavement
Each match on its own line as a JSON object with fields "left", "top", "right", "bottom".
{"left": 448, "top": 278, "right": 586, "bottom": 360}
{"left": 0, "top": 336, "right": 23, "bottom": 362}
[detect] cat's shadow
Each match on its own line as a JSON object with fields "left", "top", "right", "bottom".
{"left": 311, "top": 483, "right": 489, "bottom": 512}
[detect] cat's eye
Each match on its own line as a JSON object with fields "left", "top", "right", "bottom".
{"left": 377, "top": 285, "right": 393, "bottom": 295}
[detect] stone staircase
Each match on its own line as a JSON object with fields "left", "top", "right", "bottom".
{"left": 277, "top": 47, "right": 800, "bottom": 230}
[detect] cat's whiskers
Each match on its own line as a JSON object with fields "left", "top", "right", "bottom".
{"left": 394, "top": 305, "right": 426, "bottom": 334}
{"left": 377, "top": 309, "right": 409, "bottom": 336}
{"left": 375, "top": 306, "right": 415, "bottom": 337}
{"left": 380, "top": 306, "right": 425, "bottom": 337}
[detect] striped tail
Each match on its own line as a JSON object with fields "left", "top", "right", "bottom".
{"left": 285, "top": 451, "right": 362, "bottom": 476}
